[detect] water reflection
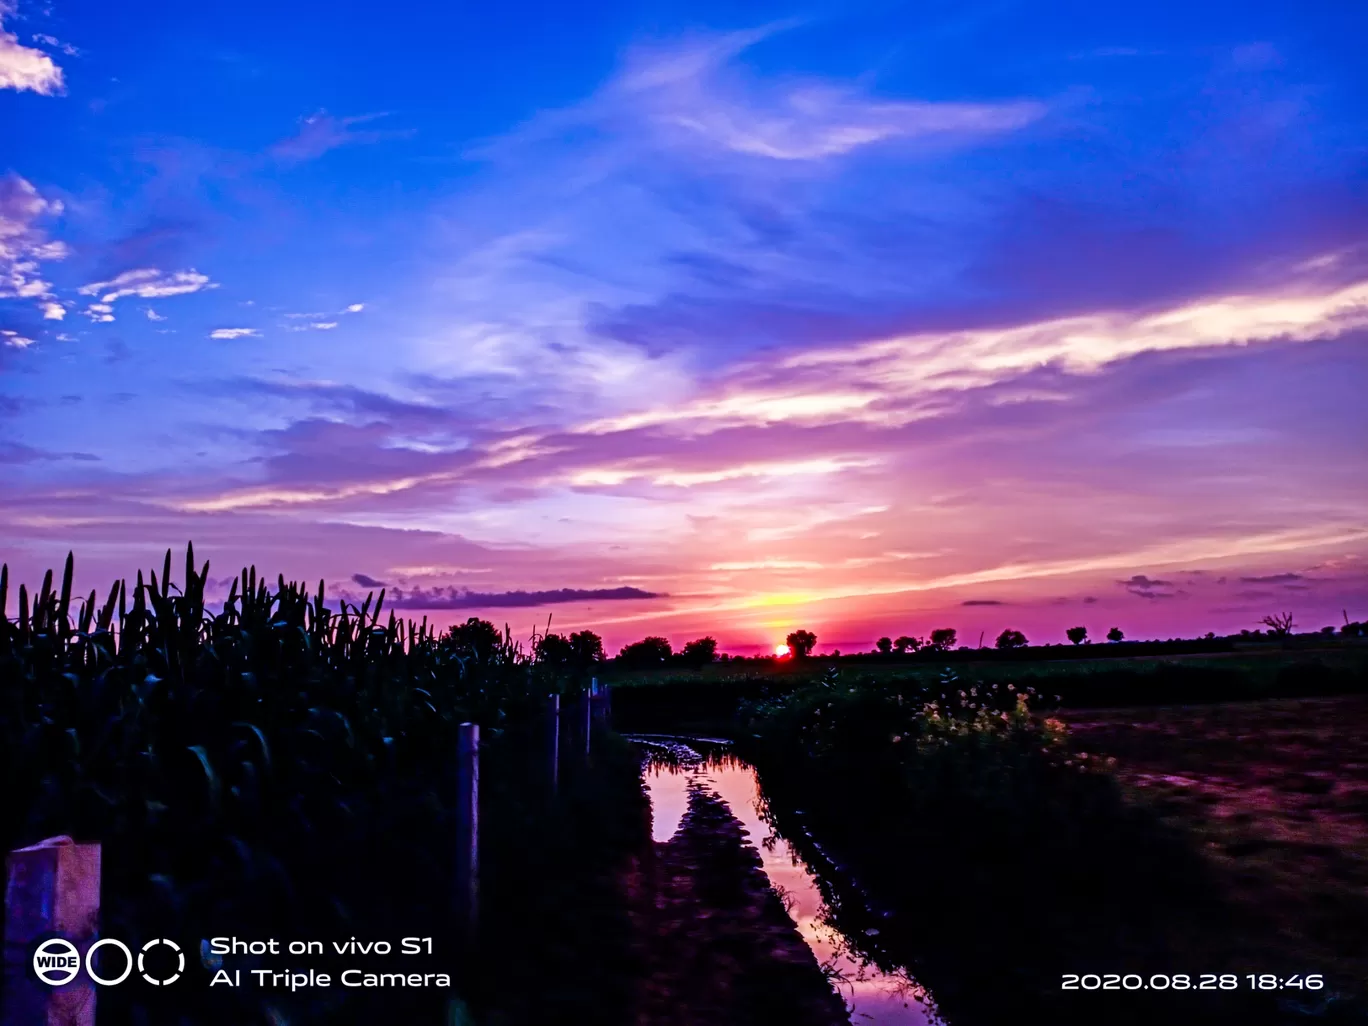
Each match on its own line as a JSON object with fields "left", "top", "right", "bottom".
{"left": 633, "top": 736, "right": 940, "bottom": 1025}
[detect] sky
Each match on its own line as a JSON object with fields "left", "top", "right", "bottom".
{"left": 2, "top": 0, "right": 1367, "bottom": 654}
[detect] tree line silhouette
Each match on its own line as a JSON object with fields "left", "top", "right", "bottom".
{"left": 452, "top": 607, "right": 1366, "bottom": 675}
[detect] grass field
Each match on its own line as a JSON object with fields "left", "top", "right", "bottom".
{"left": 1061, "top": 696, "right": 1368, "bottom": 1003}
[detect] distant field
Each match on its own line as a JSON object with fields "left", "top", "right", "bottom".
{"left": 604, "top": 642, "right": 1367, "bottom": 684}
{"left": 605, "top": 644, "right": 1368, "bottom": 728}
{"left": 1061, "top": 696, "right": 1368, "bottom": 1000}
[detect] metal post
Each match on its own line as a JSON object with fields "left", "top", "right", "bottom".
{"left": 455, "top": 724, "right": 479, "bottom": 942}
{"left": 4, "top": 836, "right": 101, "bottom": 1026}
{"left": 545, "top": 694, "right": 560, "bottom": 796}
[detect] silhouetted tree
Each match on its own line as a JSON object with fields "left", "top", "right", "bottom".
{"left": 448, "top": 617, "right": 503, "bottom": 664}
{"left": 679, "top": 636, "right": 719, "bottom": 668}
{"left": 1066, "top": 626, "right": 1088, "bottom": 645}
{"left": 617, "top": 636, "right": 673, "bottom": 668}
{"left": 569, "top": 629, "right": 605, "bottom": 666}
{"left": 786, "top": 629, "right": 817, "bottom": 659}
{"left": 893, "top": 635, "right": 921, "bottom": 654}
{"left": 534, "top": 631, "right": 575, "bottom": 666}
{"left": 1260, "top": 612, "right": 1295, "bottom": 637}
{"left": 928, "top": 627, "right": 957, "bottom": 652}
{"left": 1106, "top": 627, "right": 1124, "bottom": 642}
{"left": 876, "top": 636, "right": 893, "bottom": 655}
{"left": 995, "top": 628, "right": 1028, "bottom": 650}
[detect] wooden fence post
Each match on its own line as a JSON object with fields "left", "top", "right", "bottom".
{"left": 455, "top": 724, "right": 479, "bottom": 943}
{"left": 3, "top": 836, "right": 101, "bottom": 1026}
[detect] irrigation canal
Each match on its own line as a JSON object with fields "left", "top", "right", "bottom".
{"left": 628, "top": 735, "right": 941, "bottom": 1025}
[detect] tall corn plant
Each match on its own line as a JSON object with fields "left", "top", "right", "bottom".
{"left": 0, "top": 546, "right": 553, "bottom": 1023}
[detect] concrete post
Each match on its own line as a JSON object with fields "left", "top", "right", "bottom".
{"left": 455, "top": 724, "right": 479, "bottom": 942}
{"left": 3, "top": 836, "right": 101, "bottom": 1026}
{"left": 589, "top": 677, "right": 610, "bottom": 725}
{"left": 545, "top": 694, "right": 560, "bottom": 796}
{"left": 580, "top": 687, "right": 592, "bottom": 757}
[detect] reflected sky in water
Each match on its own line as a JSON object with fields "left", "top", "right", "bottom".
{"left": 642, "top": 749, "right": 937, "bottom": 1025}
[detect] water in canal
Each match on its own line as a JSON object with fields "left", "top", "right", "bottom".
{"left": 633, "top": 736, "right": 940, "bottom": 1025}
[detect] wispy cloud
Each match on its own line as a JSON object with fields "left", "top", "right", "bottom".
{"left": 501, "top": 25, "right": 1047, "bottom": 163}
{"left": 30, "top": 32, "right": 78, "bottom": 57}
{"left": 75, "top": 269, "right": 217, "bottom": 320}
{"left": 209, "top": 327, "right": 259, "bottom": 340}
{"left": 0, "top": 175, "right": 68, "bottom": 315}
{"left": 269, "top": 111, "right": 402, "bottom": 164}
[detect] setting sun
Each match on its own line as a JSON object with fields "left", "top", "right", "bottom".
{"left": 774, "top": 643, "right": 791, "bottom": 657}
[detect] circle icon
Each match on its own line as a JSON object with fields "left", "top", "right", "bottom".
{"left": 32, "top": 938, "right": 82, "bottom": 986}
{"left": 138, "top": 938, "right": 185, "bottom": 986}
{"left": 86, "top": 938, "right": 134, "bottom": 987}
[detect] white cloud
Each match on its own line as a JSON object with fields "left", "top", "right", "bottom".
{"left": 345, "top": 303, "right": 364, "bottom": 313}
{"left": 1, "top": 328, "right": 34, "bottom": 348}
{"left": 564, "top": 271, "right": 1368, "bottom": 439}
{"left": 310, "top": 321, "right": 338, "bottom": 330}
{"left": 40, "top": 300, "right": 63, "bottom": 319}
{"left": 78, "top": 268, "right": 217, "bottom": 303}
{"left": 145, "top": 308, "right": 166, "bottom": 321}
{"left": 210, "top": 327, "right": 259, "bottom": 339}
{"left": 0, "top": 174, "right": 67, "bottom": 310}
{"left": 0, "top": 7, "right": 64, "bottom": 95}
{"left": 781, "top": 277, "right": 1368, "bottom": 399}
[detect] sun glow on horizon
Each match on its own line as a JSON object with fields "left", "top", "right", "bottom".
{"left": 774, "top": 643, "right": 791, "bottom": 657}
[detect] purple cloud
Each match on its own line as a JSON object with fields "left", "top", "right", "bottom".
{"left": 373, "top": 585, "right": 665, "bottom": 611}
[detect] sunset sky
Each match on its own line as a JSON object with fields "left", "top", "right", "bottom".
{"left": 3, "top": 0, "right": 1366, "bottom": 654}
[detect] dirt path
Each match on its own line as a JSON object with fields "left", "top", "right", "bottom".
{"left": 625, "top": 783, "right": 850, "bottom": 1026}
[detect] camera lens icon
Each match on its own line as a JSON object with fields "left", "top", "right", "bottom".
{"left": 32, "top": 938, "right": 82, "bottom": 986}
{"left": 138, "top": 938, "right": 184, "bottom": 985}
{"left": 32, "top": 937, "right": 135, "bottom": 987}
